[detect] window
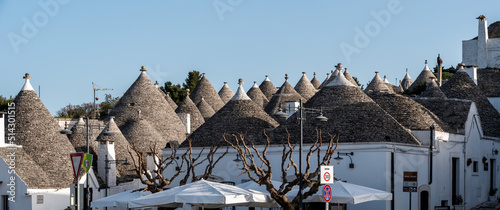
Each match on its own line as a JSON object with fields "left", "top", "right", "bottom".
{"left": 473, "top": 161, "right": 479, "bottom": 175}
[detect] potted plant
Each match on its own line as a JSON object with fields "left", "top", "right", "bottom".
{"left": 489, "top": 188, "right": 497, "bottom": 201}
{"left": 454, "top": 195, "right": 464, "bottom": 210}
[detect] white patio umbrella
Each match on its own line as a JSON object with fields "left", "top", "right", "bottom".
{"left": 128, "top": 179, "right": 275, "bottom": 209}
{"left": 235, "top": 180, "right": 282, "bottom": 208}
{"left": 91, "top": 188, "right": 152, "bottom": 209}
{"left": 288, "top": 181, "right": 392, "bottom": 204}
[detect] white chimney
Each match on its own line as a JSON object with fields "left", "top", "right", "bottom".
{"left": 286, "top": 101, "right": 300, "bottom": 119}
{"left": 477, "top": 16, "right": 488, "bottom": 68}
{"left": 178, "top": 113, "right": 191, "bottom": 134}
{"left": 465, "top": 65, "right": 478, "bottom": 85}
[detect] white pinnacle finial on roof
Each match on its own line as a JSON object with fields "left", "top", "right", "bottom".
{"left": 186, "top": 88, "right": 190, "bottom": 96}
{"left": 285, "top": 74, "right": 289, "bottom": 81}
{"left": 252, "top": 81, "right": 259, "bottom": 88}
{"left": 326, "top": 70, "right": 356, "bottom": 87}
{"left": 302, "top": 72, "right": 306, "bottom": 75}
{"left": 140, "top": 66, "right": 147, "bottom": 72}
{"left": 423, "top": 60, "right": 430, "bottom": 71}
{"left": 457, "top": 63, "right": 466, "bottom": 72}
{"left": 383, "top": 75, "right": 390, "bottom": 84}
{"left": 22, "top": 73, "right": 34, "bottom": 91}
{"left": 231, "top": 78, "right": 251, "bottom": 101}
{"left": 337, "top": 63, "right": 343, "bottom": 70}
{"left": 265, "top": 75, "right": 270, "bottom": 81}
{"left": 154, "top": 81, "right": 159, "bottom": 88}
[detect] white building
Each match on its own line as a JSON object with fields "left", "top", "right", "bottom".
{"left": 463, "top": 15, "right": 500, "bottom": 68}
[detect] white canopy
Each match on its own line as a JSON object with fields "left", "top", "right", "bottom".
{"left": 128, "top": 179, "right": 275, "bottom": 209}
{"left": 289, "top": 181, "right": 392, "bottom": 204}
{"left": 91, "top": 188, "right": 152, "bottom": 209}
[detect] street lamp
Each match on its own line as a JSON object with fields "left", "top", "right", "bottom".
{"left": 334, "top": 152, "right": 354, "bottom": 168}
{"left": 274, "top": 98, "right": 328, "bottom": 210}
{"left": 61, "top": 118, "right": 112, "bottom": 210}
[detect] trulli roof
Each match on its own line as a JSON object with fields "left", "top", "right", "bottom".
{"left": 364, "top": 72, "right": 395, "bottom": 94}
{"left": 272, "top": 73, "right": 420, "bottom": 145}
{"left": 175, "top": 90, "right": 205, "bottom": 133}
{"left": 264, "top": 74, "right": 305, "bottom": 116}
{"left": 294, "top": 72, "right": 318, "bottom": 101}
{"left": 408, "top": 61, "right": 435, "bottom": 91}
{"left": 185, "top": 79, "right": 279, "bottom": 147}
{"left": 218, "top": 82, "right": 234, "bottom": 104}
{"left": 421, "top": 79, "right": 446, "bottom": 98}
{"left": 196, "top": 98, "right": 216, "bottom": 120}
{"left": 401, "top": 68, "right": 413, "bottom": 91}
{"left": 247, "top": 81, "right": 269, "bottom": 109}
{"left": 190, "top": 73, "right": 225, "bottom": 111}
{"left": 12, "top": 73, "right": 76, "bottom": 188}
{"left": 107, "top": 67, "right": 186, "bottom": 144}
{"left": 441, "top": 65, "right": 500, "bottom": 138}
{"left": 310, "top": 72, "right": 322, "bottom": 89}
{"left": 259, "top": 75, "right": 277, "bottom": 100}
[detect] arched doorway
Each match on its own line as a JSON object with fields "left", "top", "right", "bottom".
{"left": 418, "top": 185, "right": 430, "bottom": 210}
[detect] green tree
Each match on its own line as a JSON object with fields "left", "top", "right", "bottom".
{"left": 0, "top": 95, "right": 14, "bottom": 112}
{"left": 352, "top": 77, "right": 364, "bottom": 90}
{"left": 160, "top": 70, "right": 202, "bottom": 105}
{"left": 433, "top": 65, "right": 457, "bottom": 81}
{"left": 99, "top": 94, "right": 120, "bottom": 120}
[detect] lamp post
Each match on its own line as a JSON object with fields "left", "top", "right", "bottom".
{"left": 274, "top": 98, "right": 327, "bottom": 210}
{"left": 334, "top": 152, "right": 355, "bottom": 168}
{"left": 61, "top": 118, "right": 111, "bottom": 210}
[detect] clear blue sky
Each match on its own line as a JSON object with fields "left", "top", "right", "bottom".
{"left": 1, "top": 0, "right": 499, "bottom": 115}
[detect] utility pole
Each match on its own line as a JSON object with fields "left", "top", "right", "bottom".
{"left": 92, "top": 82, "right": 112, "bottom": 119}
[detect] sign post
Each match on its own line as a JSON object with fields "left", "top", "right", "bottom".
{"left": 70, "top": 153, "right": 84, "bottom": 210}
{"left": 323, "top": 184, "right": 332, "bottom": 210}
{"left": 403, "top": 171, "right": 418, "bottom": 210}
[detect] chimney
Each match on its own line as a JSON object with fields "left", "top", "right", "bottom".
{"left": 477, "top": 15, "right": 488, "bottom": 68}
{"left": 178, "top": 113, "right": 191, "bottom": 135}
{"left": 98, "top": 118, "right": 117, "bottom": 188}
{"left": 465, "top": 65, "right": 478, "bottom": 85}
{"left": 437, "top": 54, "right": 443, "bottom": 86}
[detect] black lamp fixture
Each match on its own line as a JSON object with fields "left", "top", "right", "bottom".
{"left": 493, "top": 148, "right": 499, "bottom": 155}
{"left": 233, "top": 154, "right": 242, "bottom": 166}
{"left": 334, "top": 152, "right": 354, "bottom": 168}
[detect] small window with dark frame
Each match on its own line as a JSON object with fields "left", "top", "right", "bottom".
{"left": 473, "top": 161, "right": 479, "bottom": 173}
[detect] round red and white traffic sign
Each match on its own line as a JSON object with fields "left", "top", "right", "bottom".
{"left": 323, "top": 172, "right": 331, "bottom": 182}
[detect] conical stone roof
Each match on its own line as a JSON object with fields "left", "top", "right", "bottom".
{"left": 196, "top": 97, "right": 215, "bottom": 120}
{"left": 408, "top": 61, "right": 436, "bottom": 91}
{"left": 264, "top": 74, "right": 305, "bottom": 116}
{"left": 320, "top": 73, "right": 330, "bottom": 88}
{"left": 294, "top": 72, "right": 318, "bottom": 101}
{"left": 218, "top": 82, "right": 234, "bottom": 104}
{"left": 421, "top": 79, "right": 446, "bottom": 98}
{"left": 343, "top": 68, "right": 358, "bottom": 87}
{"left": 272, "top": 73, "right": 420, "bottom": 145}
{"left": 12, "top": 73, "right": 76, "bottom": 188}
{"left": 96, "top": 117, "right": 138, "bottom": 182}
{"left": 190, "top": 73, "right": 225, "bottom": 111}
{"left": 107, "top": 66, "right": 186, "bottom": 144}
{"left": 247, "top": 81, "right": 269, "bottom": 109}
{"left": 121, "top": 113, "right": 165, "bottom": 154}
{"left": 165, "top": 92, "right": 178, "bottom": 110}
{"left": 310, "top": 72, "right": 322, "bottom": 89}
{"left": 365, "top": 72, "right": 395, "bottom": 94}
{"left": 441, "top": 64, "right": 500, "bottom": 138}
{"left": 259, "top": 75, "right": 277, "bottom": 100}
{"left": 401, "top": 68, "right": 413, "bottom": 91}
{"left": 185, "top": 79, "right": 279, "bottom": 147}
{"left": 368, "top": 93, "right": 452, "bottom": 133}
{"left": 68, "top": 117, "right": 99, "bottom": 154}
{"left": 413, "top": 98, "right": 473, "bottom": 133}
{"left": 175, "top": 89, "right": 205, "bottom": 133}
{"left": 319, "top": 64, "right": 343, "bottom": 89}
{"left": 0, "top": 147, "right": 52, "bottom": 188}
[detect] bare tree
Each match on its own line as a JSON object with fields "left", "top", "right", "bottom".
{"left": 128, "top": 140, "right": 229, "bottom": 192}
{"left": 179, "top": 139, "right": 229, "bottom": 185}
{"left": 224, "top": 130, "right": 338, "bottom": 210}
{"left": 128, "top": 143, "right": 187, "bottom": 193}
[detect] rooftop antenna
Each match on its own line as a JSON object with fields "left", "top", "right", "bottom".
{"left": 92, "top": 82, "right": 113, "bottom": 119}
